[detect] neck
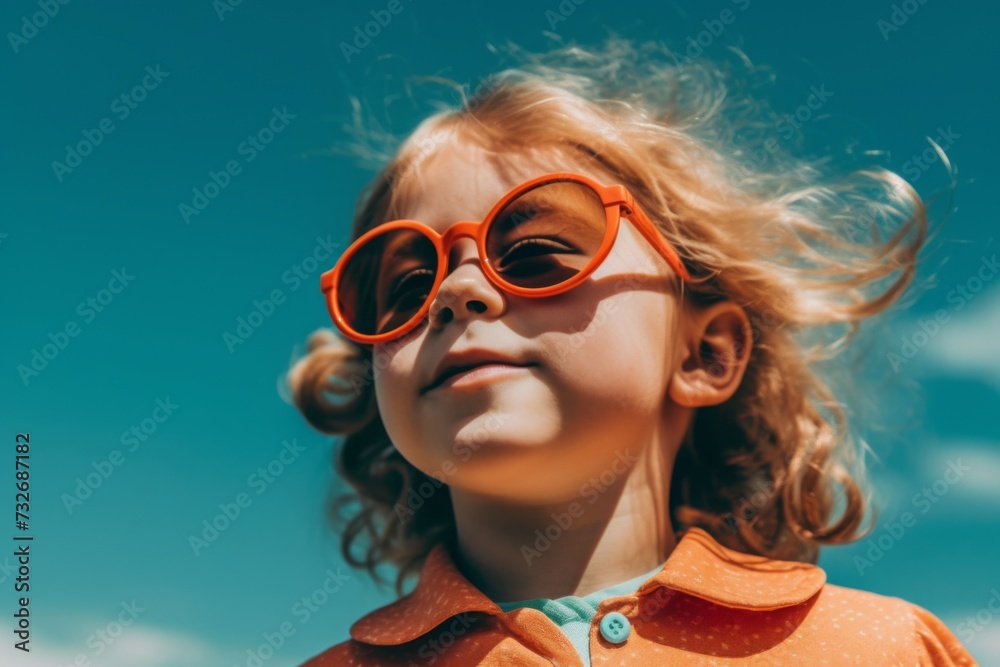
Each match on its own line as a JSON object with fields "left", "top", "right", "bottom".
{"left": 449, "top": 421, "right": 684, "bottom": 602}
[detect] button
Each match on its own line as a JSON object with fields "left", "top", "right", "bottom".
{"left": 599, "top": 611, "right": 631, "bottom": 644}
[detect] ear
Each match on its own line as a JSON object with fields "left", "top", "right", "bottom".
{"left": 668, "top": 300, "right": 752, "bottom": 408}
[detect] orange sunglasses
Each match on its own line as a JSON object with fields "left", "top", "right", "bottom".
{"left": 320, "top": 171, "right": 691, "bottom": 345}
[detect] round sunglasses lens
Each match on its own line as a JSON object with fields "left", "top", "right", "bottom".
{"left": 485, "top": 181, "right": 608, "bottom": 289}
{"left": 337, "top": 228, "right": 437, "bottom": 337}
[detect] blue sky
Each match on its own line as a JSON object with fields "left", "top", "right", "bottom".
{"left": 2, "top": 1, "right": 998, "bottom": 665}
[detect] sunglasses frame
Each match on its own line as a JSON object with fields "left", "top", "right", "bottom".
{"left": 320, "top": 171, "right": 691, "bottom": 345}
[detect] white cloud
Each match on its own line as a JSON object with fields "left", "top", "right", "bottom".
{"left": 944, "top": 611, "right": 1000, "bottom": 666}
{"left": 922, "top": 440, "right": 1000, "bottom": 505}
{"left": 922, "top": 285, "right": 1000, "bottom": 390}
{"left": 862, "top": 440, "right": 1000, "bottom": 518}
{"left": 0, "top": 623, "right": 262, "bottom": 667}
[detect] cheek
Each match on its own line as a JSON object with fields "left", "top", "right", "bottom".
{"left": 541, "top": 288, "right": 673, "bottom": 410}
{"left": 372, "top": 345, "right": 419, "bottom": 437}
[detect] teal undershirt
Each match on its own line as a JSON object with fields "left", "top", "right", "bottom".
{"left": 495, "top": 561, "right": 664, "bottom": 666}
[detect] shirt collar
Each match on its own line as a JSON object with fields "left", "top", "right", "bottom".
{"left": 350, "top": 526, "right": 827, "bottom": 646}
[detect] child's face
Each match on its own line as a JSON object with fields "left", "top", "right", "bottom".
{"left": 372, "top": 140, "right": 686, "bottom": 504}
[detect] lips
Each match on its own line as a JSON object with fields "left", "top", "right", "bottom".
{"left": 422, "top": 349, "right": 535, "bottom": 394}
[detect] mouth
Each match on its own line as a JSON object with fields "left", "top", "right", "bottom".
{"left": 421, "top": 361, "right": 537, "bottom": 394}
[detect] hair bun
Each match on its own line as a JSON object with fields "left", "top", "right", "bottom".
{"left": 286, "top": 328, "right": 378, "bottom": 436}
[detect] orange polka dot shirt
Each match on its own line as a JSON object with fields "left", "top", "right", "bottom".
{"left": 300, "top": 526, "right": 978, "bottom": 666}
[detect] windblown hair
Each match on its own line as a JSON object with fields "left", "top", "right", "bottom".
{"left": 287, "top": 36, "right": 936, "bottom": 597}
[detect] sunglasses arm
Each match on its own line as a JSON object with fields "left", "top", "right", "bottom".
{"left": 616, "top": 195, "right": 692, "bottom": 282}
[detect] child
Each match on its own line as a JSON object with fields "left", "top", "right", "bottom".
{"left": 288, "top": 36, "right": 976, "bottom": 666}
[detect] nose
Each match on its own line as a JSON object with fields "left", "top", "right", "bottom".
{"left": 427, "top": 236, "right": 506, "bottom": 331}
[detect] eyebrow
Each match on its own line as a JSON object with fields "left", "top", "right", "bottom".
{"left": 373, "top": 231, "right": 430, "bottom": 304}
{"left": 377, "top": 228, "right": 427, "bottom": 263}
{"left": 493, "top": 199, "right": 554, "bottom": 236}
{"left": 493, "top": 187, "right": 600, "bottom": 239}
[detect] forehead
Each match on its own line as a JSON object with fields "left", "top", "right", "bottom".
{"left": 391, "top": 139, "right": 612, "bottom": 234}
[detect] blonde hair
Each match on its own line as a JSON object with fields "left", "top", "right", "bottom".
{"left": 287, "top": 36, "right": 935, "bottom": 597}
